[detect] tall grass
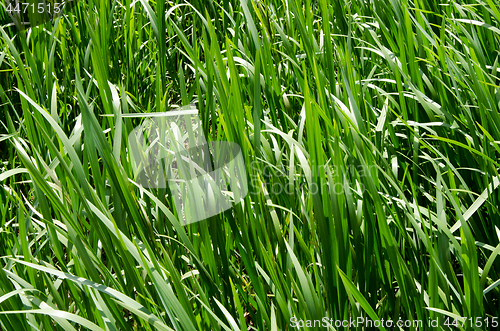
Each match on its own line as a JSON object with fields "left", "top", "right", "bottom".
{"left": 1, "top": 0, "right": 499, "bottom": 330}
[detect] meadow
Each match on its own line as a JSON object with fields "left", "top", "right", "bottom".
{"left": 1, "top": 0, "right": 500, "bottom": 330}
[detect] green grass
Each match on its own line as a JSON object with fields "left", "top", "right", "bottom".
{"left": 1, "top": 0, "right": 500, "bottom": 330}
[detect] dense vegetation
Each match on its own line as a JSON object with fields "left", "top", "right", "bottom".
{"left": 1, "top": 0, "right": 500, "bottom": 330}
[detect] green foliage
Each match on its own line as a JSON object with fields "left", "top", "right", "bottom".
{"left": 1, "top": 0, "right": 500, "bottom": 329}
